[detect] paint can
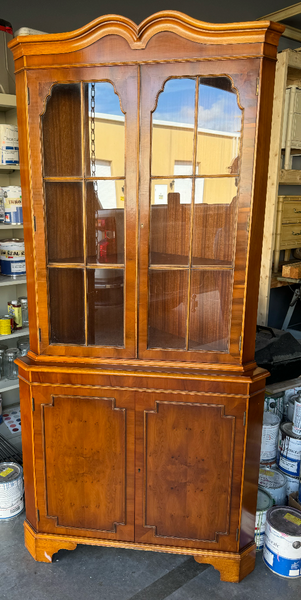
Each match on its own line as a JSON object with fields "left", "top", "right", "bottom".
{"left": 3, "top": 187, "right": 23, "bottom": 225}
{"left": 0, "top": 462, "right": 24, "bottom": 520}
{"left": 255, "top": 485, "right": 274, "bottom": 550}
{"left": 0, "top": 239, "right": 25, "bottom": 278}
{"left": 277, "top": 422, "right": 301, "bottom": 477}
{"left": 264, "top": 393, "right": 284, "bottom": 421}
{"left": 292, "top": 400, "right": 301, "bottom": 436}
{"left": 260, "top": 413, "right": 280, "bottom": 462}
{"left": 7, "top": 301, "right": 22, "bottom": 330}
{"left": 260, "top": 458, "right": 277, "bottom": 469}
{"left": 263, "top": 506, "right": 301, "bottom": 578}
{"left": 288, "top": 394, "right": 300, "bottom": 424}
{"left": 258, "top": 467, "right": 287, "bottom": 505}
{"left": 285, "top": 473, "right": 300, "bottom": 501}
{"left": 0, "top": 316, "right": 11, "bottom": 336}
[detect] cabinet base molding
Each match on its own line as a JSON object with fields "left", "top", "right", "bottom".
{"left": 24, "top": 521, "right": 255, "bottom": 582}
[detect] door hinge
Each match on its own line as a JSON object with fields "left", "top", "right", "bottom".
{"left": 37, "top": 508, "right": 40, "bottom": 522}
{"left": 38, "top": 328, "right": 41, "bottom": 343}
{"left": 243, "top": 411, "right": 246, "bottom": 426}
{"left": 247, "top": 214, "right": 250, "bottom": 234}
{"left": 32, "top": 397, "right": 35, "bottom": 412}
{"left": 27, "top": 87, "right": 30, "bottom": 105}
{"left": 256, "top": 78, "right": 259, "bottom": 96}
{"left": 239, "top": 336, "right": 242, "bottom": 352}
{"left": 33, "top": 215, "right": 36, "bottom": 232}
{"left": 236, "top": 527, "right": 240, "bottom": 542}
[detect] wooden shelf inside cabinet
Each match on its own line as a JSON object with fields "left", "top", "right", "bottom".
{"left": 8, "top": 12, "right": 283, "bottom": 580}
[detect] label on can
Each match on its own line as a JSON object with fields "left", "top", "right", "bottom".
{"left": 284, "top": 513, "right": 301, "bottom": 526}
{"left": 279, "top": 455, "right": 300, "bottom": 476}
{"left": 0, "top": 468, "right": 14, "bottom": 477}
{"left": 0, "top": 317, "right": 11, "bottom": 335}
{"left": 7, "top": 302, "right": 22, "bottom": 329}
{"left": 292, "top": 401, "right": 301, "bottom": 436}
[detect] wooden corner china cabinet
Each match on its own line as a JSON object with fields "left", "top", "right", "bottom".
{"left": 9, "top": 12, "right": 283, "bottom": 582}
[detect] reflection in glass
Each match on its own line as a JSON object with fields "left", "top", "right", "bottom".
{"left": 45, "top": 182, "right": 84, "bottom": 263}
{"left": 86, "top": 182, "right": 124, "bottom": 264}
{"left": 192, "top": 179, "right": 238, "bottom": 266}
{"left": 150, "top": 180, "right": 191, "bottom": 265}
{"left": 87, "top": 269, "right": 124, "bottom": 346}
{"left": 148, "top": 270, "right": 188, "bottom": 349}
{"left": 188, "top": 270, "right": 232, "bottom": 352}
{"left": 152, "top": 78, "right": 195, "bottom": 177}
{"left": 85, "top": 82, "right": 125, "bottom": 177}
{"left": 49, "top": 268, "right": 85, "bottom": 345}
{"left": 197, "top": 77, "right": 241, "bottom": 176}
{"left": 42, "top": 84, "right": 82, "bottom": 177}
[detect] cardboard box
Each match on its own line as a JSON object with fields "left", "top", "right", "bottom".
{"left": 288, "top": 491, "right": 301, "bottom": 511}
{"left": 282, "top": 262, "right": 301, "bottom": 279}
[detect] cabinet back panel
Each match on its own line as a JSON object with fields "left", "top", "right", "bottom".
{"left": 42, "top": 84, "right": 82, "bottom": 177}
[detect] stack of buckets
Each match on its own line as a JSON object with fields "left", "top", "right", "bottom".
{"left": 255, "top": 392, "right": 301, "bottom": 578}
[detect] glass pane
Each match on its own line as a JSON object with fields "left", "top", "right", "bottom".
{"left": 192, "top": 179, "right": 238, "bottom": 267}
{"left": 148, "top": 270, "right": 188, "bottom": 349}
{"left": 150, "top": 180, "right": 191, "bottom": 266}
{"left": 87, "top": 269, "right": 124, "bottom": 346}
{"left": 45, "top": 182, "right": 84, "bottom": 263}
{"left": 86, "top": 181, "right": 124, "bottom": 264}
{"left": 188, "top": 270, "right": 232, "bottom": 352}
{"left": 197, "top": 77, "right": 242, "bottom": 176}
{"left": 151, "top": 78, "right": 195, "bottom": 177}
{"left": 49, "top": 268, "right": 85, "bottom": 344}
{"left": 42, "top": 84, "right": 81, "bottom": 177}
{"left": 85, "top": 82, "right": 125, "bottom": 177}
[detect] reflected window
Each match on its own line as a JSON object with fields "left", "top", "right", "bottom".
{"left": 148, "top": 75, "right": 242, "bottom": 353}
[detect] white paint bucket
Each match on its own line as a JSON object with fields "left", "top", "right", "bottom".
{"left": 258, "top": 467, "right": 287, "bottom": 505}
{"left": 263, "top": 506, "right": 301, "bottom": 578}
{"left": 260, "top": 413, "right": 280, "bottom": 462}
{"left": 292, "top": 400, "right": 301, "bottom": 436}
{"left": 255, "top": 485, "right": 274, "bottom": 550}
{"left": 277, "top": 422, "right": 301, "bottom": 477}
{"left": 0, "top": 462, "right": 24, "bottom": 520}
{"left": 285, "top": 473, "right": 300, "bottom": 501}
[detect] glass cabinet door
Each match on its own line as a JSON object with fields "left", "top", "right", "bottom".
{"left": 38, "top": 68, "right": 138, "bottom": 357}
{"left": 139, "top": 67, "right": 244, "bottom": 361}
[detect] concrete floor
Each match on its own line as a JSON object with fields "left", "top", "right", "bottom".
{"left": 1, "top": 513, "right": 301, "bottom": 600}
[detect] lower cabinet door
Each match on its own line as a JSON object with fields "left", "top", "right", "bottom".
{"left": 32, "top": 385, "right": 134, "bottom": 541}
{"left": 135, "top": 391, "right": 246, "bottom": 551}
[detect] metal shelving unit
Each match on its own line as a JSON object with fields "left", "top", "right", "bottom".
{"left": 0, "top": 93, "right": 25, "bottom": 455}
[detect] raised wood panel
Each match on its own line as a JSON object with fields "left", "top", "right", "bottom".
{"left": 144, "top": 402, "right": 235, "bottom": 541}
{"left": 33, "top": 386, "right": 135, "bottom": 541}
{"left": 135, "top": 391, "right": 246, "bottom": 551}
